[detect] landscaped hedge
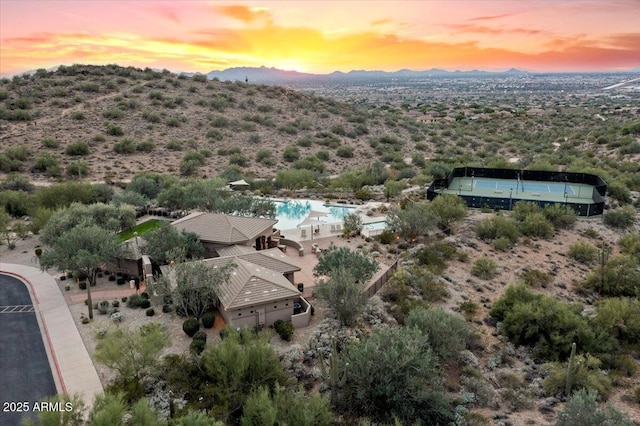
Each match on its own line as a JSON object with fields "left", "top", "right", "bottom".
{"left": 201, "top": 312, "right": 215, "bottom": 328}
{"left": 183, "top": 318, "right": 200, "bottom": 337}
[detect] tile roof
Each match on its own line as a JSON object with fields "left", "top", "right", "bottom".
{"left": 171, "top": 212, "right": 278, "bottom": 244}
{"left": 202, "top": 257, "right": 300, "bottom": 310}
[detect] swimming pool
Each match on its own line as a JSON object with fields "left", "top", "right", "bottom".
{"left": 271, "top": 199, "right": 356, "bottom": 230}
{"left": 364, "top": 221, "right": 387, "bottom": 231}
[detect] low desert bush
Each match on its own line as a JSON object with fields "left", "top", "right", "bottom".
{"left": 201, "top": 312, "right": 215, "bottom": 329}
{"left": 471, "top": 257, "right": 497, "bottom": 280}
{"left": 568, "top": 240, "right": 598, "bottom": 264}
{"left": 273, "top": 320, "right": 294, "bottom": 341}
{"left": 182, "top": 318, "right": 200, "bottom": 337}
{"left": 603, "top": 206, "right": 635, "bottom": 229}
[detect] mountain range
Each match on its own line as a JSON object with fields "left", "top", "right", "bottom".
{"left": 198, "top": 66, "right": 640, "bottom": 84}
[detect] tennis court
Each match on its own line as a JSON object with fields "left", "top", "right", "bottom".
{"left": 446, "top": 176, "right": 595, "bottom": 203}
{"left": 473, "top": 178, "right": 577, "bottom": 196}
{"left": 427, "top": 167, "right": 607, "bottom": 217}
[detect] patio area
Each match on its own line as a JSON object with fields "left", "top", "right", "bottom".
{"left": 280, "top": 233, "right": 394, "bottom": 300}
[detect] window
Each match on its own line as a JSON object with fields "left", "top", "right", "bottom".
{"left": 274, "top": 306, "right": 277, "bottom": 309}
{"left": 238, "top": 313, "right": 242, "bottom": 316}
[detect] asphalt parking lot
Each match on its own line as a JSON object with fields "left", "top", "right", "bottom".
{"left": 0, "top": 274, "right": 57, "bottom": 425}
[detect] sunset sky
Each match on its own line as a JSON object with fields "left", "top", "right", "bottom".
{"left": 1, "top": 0, "right": 638, "bottom": 76}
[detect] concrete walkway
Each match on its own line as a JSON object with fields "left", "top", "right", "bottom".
{"left": 0, "top": 264, "right": 103, "bottom": 409}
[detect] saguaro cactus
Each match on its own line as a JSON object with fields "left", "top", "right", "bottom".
{"left": 565, "top": 342, "right": 577, "bottom": 398}
{"left": 598, "top": 240, "right": 609, "bottom": 291}
{"left": 319, "top": 338, "right": 348, "bottom": 406}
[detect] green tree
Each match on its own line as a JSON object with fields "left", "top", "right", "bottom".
{"left": 241, "top": 385, "right": 333, "bottom": 426}
{"left": 200, "top": 328, "right": 287, "bottom": 421}
{"left": 405, "top": 307, "right": 470, "bottom": 360}
{"left": 341, "top": 213, "right": 363, "bottom": 237}
{"left": 387, "top": 201, "right": 438, "bottom": 241}
{"left": 94, "top": 323, "right": 170, "bottom": 387}
{"left": 129, "top": 398, "right": 164, "bottom": 426}
{"left": 428, "top": 194, "right": 467, "bottom": 231}
{"left": 315, "top": 267, "right": 370, "bottom": 326}
{"left": 383, "top": 180, "right": 404, "bottom": 201}
{"left": 341, "top": 327, "right": 452, "bottom": 424}
{"left": 87, "top": 393, "right": 127, "bottom": 426}
{"left": 584, "top": 255, "right": 640, "bottom": 297}
{"left": 143, "top": 221, "right": 204, "bottom": 264}
{"left": 40, "top": 203, "right": 135, "bottom": 245}
{"left": 40, "top": 225, "right": 128, "bottom": 319}
{"left": 313, "top": 245, "right": 378, "bottom": 282}
{"left": 154, "top": 260, "right": 234, "bottom": 319}
{"left": 21, "top": 393, "right": 86, "bottom": 426}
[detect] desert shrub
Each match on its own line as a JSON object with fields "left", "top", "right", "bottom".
{"left": 145, "top": 308, "right": 155, "bottom": 316}
{"left": 415, "top": 241, "right": 457, "bottom": 275}
{"left": 201, "top": 312, "right": 215, "bottom": 329}
{"left": 162, "top": 304, "right": 172, "bottom": 313}
{"left": 126, "top": 294, "right": 144, "bottom": 308}
{"left": 543, "top": 354, "right": 613, "bottom": 399}
{"left": 33, "top": 153, "right": 61, "bottom": 176}
{"left": 116, "top": 277, "right": 125, "bottom": 285}
{"left": 229, "top": 153, "right": 248, "bottom": 167}
{"left": 405, "top": 307, "right": 470, "bottom": 360}
{"left": 603, "top": 206, "right": 635, "bottom": 229}
{"left": 568, "top": 240, "right": 598, "bottom": 264}
{"left": 583, "top": 255, "right": 640, "bottom": 297}
{"left": 112, "top": 300, "right": 119, "bottom": 307}
{"left": 316, "top": 150, "right": 330, "bottom": 161}
{"left": 255, "top": 149, "right": 273, "bottom": 166}
{"left": 190, "top": 338, "right": 206, "bottom": 355}
{"left": 471, "top": 257, "right": 497, "bottom": 279}
{"left": 41, "top": 137, "right": 59, "bottom": 148}
{"left": 273, "top": 320, "right": 294, "bottom": 341}
{"left": 341, "top": 327, "right": 452, "bottom": 424}
{"left": 556, "top": 389, "right": 633, "bottom": 426}
{"left": 607, "top": 181, "right": 632, "bottom": 204}
{"left": 520, "top": 269, "right": 552, "bottom": 288}
{"left": 65, "top": 141, "right": 89, "bottom": 156}
{"left": 593, "top": 297, "right": 640, "bottom": 345}
{"left": 65, "top": 161, "right": 89, "bottom": 177}
{"left": 519, "top": 212, "right": 554, "bottom": 238}
{"left": 102, "top": 108, "right": 124, "bottom": 119}
{"left": 619, "top": 233, "right": 640, "bottom": 262}
{"left": 492, "top": 236, "right": 512, "bottom": 251}
{"left": 106, "top": 123, "right": 124, "bottom": 136}
{"left": 336, "top": 145, "right": 354, "bottom": 158}
{"left": 135, "top": 140, "right": 155, "bottom": 152}
{"left": 71, "top": 111, "right": 85, "bottom": 120}
{"left": 543, "top": 204, "right": 577, "bottom": 229}
{"left": 490, "top": 285, "right": 614, "bottom": 361}
{"left": 376, "top": 229, "right": 394, "bottom": 244}
{"left": 193, "top": 330, "right": 207, "bottom": 343}
{"left": 139, "top": 299, "right": 151, "bottom": 309}
{"left": 475, "top": 215, "right": 518, "bottom": 244}
{"left": 182, "top": 318, "right": 200, "bottom": 337}
{"left": 282, "top": 146, "right": 300, "bottom": 162}
{"left": 113, "top": 138, "right": 136, "bottom": 154}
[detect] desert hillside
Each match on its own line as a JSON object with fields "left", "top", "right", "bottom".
{"left": 0, "top": 64, "right": 425, "bottom": 183}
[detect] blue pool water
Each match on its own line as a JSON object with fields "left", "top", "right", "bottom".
{"left": 272, "top": 199, "right": 356, "bottom": 230}
{"left": 364, "top": 221, "right": 388, "bottom": 231}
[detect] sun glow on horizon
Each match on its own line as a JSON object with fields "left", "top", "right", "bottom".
{"left": 1, "top": 1, "right": 639, "bottom": 76}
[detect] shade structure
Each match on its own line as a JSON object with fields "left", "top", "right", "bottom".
{"left": 308, "top": 209, "right": 329, "bottom": 219}
{"left": 297, "top": 216, "right": 324, "bottom": 241}
{"left": 228, "top": 179, "right": 249, "bottom": 187}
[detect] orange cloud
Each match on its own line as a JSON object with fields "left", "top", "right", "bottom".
{"left": 1, "top": 2, "right": 638, "bottom": 76}
{"left": 216, "top": 5, "right": 271, "bottom": 23}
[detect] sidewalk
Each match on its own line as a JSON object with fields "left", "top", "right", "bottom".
{"left": 0, "top": 263, "right": 103, "bottom": 409}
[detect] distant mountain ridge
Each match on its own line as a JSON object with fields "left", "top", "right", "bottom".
{"left": 202, "top": 66, "right": 535, "bottom": 83}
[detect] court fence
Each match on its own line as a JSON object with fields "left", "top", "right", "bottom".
{"left": 427, "top": 167, "right": 607, "bottom": 217}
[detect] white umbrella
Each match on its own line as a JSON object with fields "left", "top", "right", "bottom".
{"left": 298, "top": 216, "right": 323, "bottom": 241}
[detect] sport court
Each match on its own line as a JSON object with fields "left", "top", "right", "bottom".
{"left": 446, "top": 176, "right": 595, "bottom": 204}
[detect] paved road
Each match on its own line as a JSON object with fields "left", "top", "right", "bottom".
{"left": 0, "top": 274, "right": 57, "bottom": 425}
